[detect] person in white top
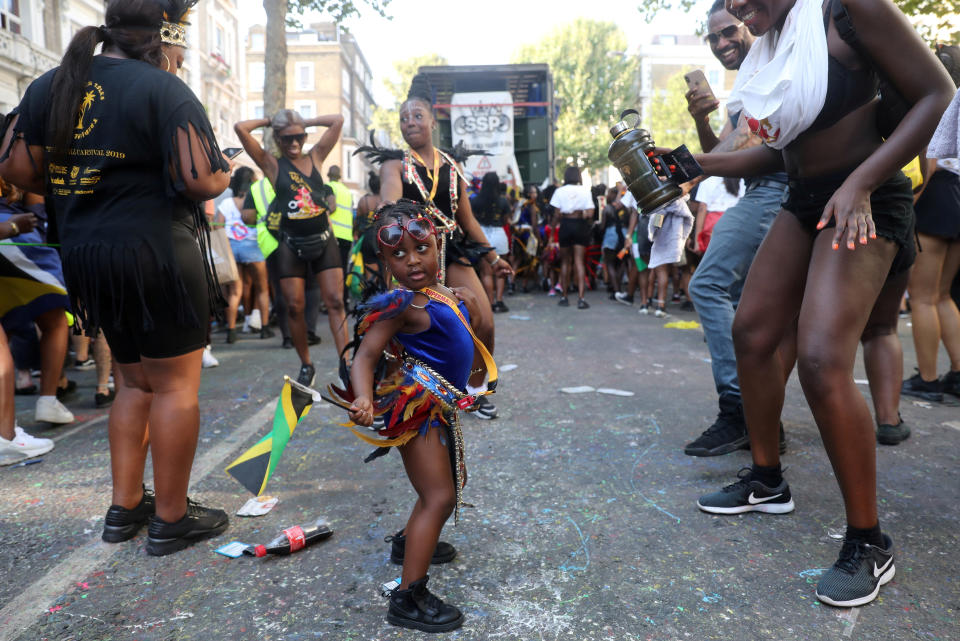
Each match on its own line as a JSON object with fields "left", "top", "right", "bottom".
{"left": 549, "top": 166, "right": 595, "bottom": 309}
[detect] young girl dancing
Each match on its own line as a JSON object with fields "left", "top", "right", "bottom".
{"left": 332, "top": 199, "right": 496, "bottom": 632}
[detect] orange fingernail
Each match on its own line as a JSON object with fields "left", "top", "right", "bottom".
{"left": 832, "top": 242, "right": 839, "bottom": 250}
{"left": 848, "top": 241, "right": 855, "bottom": 249}
{"left": 817, "top": 221, "right": 825, "bottom": 230}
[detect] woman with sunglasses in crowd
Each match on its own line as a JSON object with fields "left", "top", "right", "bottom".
{"left": 691, "top": 0, "right": 954, "bottom": 608}
{"left": 358, "top": 75, "right": 513, "bottom": 420}
{"left": 235, "top": 110, "right": 347, "bottom": 386}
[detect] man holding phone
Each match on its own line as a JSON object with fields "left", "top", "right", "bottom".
{"left": 681, "top": 0, "right": 791, "bottom": 457}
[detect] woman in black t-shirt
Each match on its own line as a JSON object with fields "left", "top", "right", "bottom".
{"left": 0, "top": 0, "right": 231, "bottom": 555}
{"left": 235, "top": 110, "right": 346, "bottom": 386}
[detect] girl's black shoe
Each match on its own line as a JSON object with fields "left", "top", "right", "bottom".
{"left": 387, "top": 576, "right": 464, "bottom": 633}
{"left": 386, "top": 529, "right": 457, "bottom": 564}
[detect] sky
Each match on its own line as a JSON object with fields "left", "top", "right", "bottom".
{"left": 237, "top": 0, "right": 707, "bottom": 104}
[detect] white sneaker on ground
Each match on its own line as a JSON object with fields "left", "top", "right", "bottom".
{"left": 241, "top": 315, "right": 251, "bottom": 333}
{"left": 0, "top": 426, "right": 54, "bottom": 465}
{"left": 248, "top": 309, "right": 262, "bottom": 331}
{"left": 201, "top": 346, "right": 219, "bottom": 368}
{"left": 35, "top": 396, "right": 74, "bottom": 424}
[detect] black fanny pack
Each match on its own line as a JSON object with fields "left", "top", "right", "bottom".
{"left": 283, "top": 229, "right": 331, "bottom": 261}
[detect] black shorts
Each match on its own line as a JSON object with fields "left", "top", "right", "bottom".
{"left": 558, "top": 217, "right": 590, "bottom": 247}
{"left": 915, "top": 170, "right": 960, "bottom": 240}
{"left": 276, "top": 230, "right": 342, "bottom": 279}
{"left": 98, "top": 220, "right": 209, "bottom": 364}
{"left": 783, "top": 169, "right": 916, "bottom": 276}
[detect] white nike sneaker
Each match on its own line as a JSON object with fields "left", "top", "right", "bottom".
{"left": 0, "top": 426, "right": 54, "bottom": 465}
{"left": 248, "top": 309, "right": 262, "bottom": 331}
{"left": 35, "top": 396, "right": 74, "bottom": 424}
{"left": 201, "top": 345, "right": 219, "bottom": 368}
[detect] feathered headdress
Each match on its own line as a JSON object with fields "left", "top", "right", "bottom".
{"left": 160, "top": 0, "right": 198, "bottom": 47}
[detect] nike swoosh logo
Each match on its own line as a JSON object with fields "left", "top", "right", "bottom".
{"left": 873, "top": 557, "right": 893, "bottom": 578}
{"left": 747, "top": 491, "right": 783, "bottom": 505}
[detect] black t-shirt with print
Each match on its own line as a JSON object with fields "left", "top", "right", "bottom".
{"left": 11, "top": 55, "right": 228, "bottom": 329}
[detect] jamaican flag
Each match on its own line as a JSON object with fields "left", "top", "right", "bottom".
{"left": 226, "top": 377, "right": 316, "bottom": 496}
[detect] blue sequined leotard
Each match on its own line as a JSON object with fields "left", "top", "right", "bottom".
{"left": 396, "top": 299, "right": 473, "bottom": 390}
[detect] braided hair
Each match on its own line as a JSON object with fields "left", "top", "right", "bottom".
{"left": 404, "top": 73, "right": 434, "bottom": 110}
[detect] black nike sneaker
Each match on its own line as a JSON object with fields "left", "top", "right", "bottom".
{"left": 816, "top": 534, "right": 895, "bottom": 607}
{"left": 297, "top": 363, "right": 316, "bottom": 387}
{"left": 387, "top": 575, "right": 464, "bottom": 632}
{"left": 697, "top": 467, "right": 795, "bottom": 515}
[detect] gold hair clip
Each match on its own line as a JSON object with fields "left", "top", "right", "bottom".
{"left": 160, "top": 20, "right": 187, "bottom": 47}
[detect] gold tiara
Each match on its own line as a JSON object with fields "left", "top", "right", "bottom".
{"left": 160, "top": 20, "right": 187, "bottom": 47}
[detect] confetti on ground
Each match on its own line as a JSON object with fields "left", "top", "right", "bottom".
{"left": 663, "top": 320, "right": 701, "bottom": 330}
{"left": 912, "top": 400, "right": 933, "bottom": 409}
{"left": 560, "top": 386, "right": 595, "bottom": 394}
{"left": 509, "top": 315, "right": 531, "bottom": 320}
{"left": 500, "top": 364, "right": 519, "bottom": 372}
{"left": 597, "top": 388, "right": 635, "bottom": 397}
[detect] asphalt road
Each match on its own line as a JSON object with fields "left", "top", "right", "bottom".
{"left": 2, "top": 291, "right": 958, "bottom": 641}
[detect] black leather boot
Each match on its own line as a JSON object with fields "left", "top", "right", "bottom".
{"left": 386, "top": 529, "right": 457, "bottom": 565}
{"left": 387, "top": 576, "right": 464, "bottom": 632}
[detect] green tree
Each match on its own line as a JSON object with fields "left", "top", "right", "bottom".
{"left": 637, "top": 0, "right": 959, "bottom": 41}
{"left": 262, "top": 0, "right": 391, "bottom": 150}
{"left": 369, "top": 53, "right": 449, "bottom": 146}
{"left": 512, "top": 19, "right": 639, "bottom": 174}
{"left": 644, "top": 70, "right": 718, "bottom": 152}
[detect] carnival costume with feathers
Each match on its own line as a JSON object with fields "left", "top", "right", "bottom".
{"left": 354, "top": 77, "right": 495, "bottom": 285}
{"left": 327, "top": 284, "right": 497, "bottom": 522}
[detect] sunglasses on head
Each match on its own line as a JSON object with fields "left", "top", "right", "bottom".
{"left": 279, "top": 133, "right": 307, "bottom": 145}
{"left": 705, "top": 24, "right": 741, "bottom": 45}
{"left": 377, "top": 216, "right": 436, "bottom": 248}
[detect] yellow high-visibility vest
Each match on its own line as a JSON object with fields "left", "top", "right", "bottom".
{"left": 328, "top": 180, "right": 354, "bottom": 241}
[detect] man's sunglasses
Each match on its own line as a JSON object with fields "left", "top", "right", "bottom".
{"left": 279, "top": 133, "right": 307, "bottom": 145}
{"left": 377, "top": 217, "right": 436, "bottom": 248}
{"left": 704, "top": 24, "right": 741, "bottom": 45}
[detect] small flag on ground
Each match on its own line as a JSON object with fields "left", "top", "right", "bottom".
{"left": 226, "top": 377, "right": 315, "bottom": 496}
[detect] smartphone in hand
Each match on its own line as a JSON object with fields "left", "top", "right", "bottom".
{"left": 683, "top": 70, "right": 715, "bottom": 101}
{"left": 223, "top": 147, "right": 244, "bottom": 159}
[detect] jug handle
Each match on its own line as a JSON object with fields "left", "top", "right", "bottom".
{"left": 619, "top": 109, "right": 640, "bottom": 128}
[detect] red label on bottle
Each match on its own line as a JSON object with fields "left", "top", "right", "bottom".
{"left": 284, "top": 526, "right": 306, "bottom": 552}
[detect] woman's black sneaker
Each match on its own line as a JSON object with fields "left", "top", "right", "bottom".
{"left": 102, "top": 488, "right": 155, "bottom": 542}
{"left": 385, "top": 530, "right": 457, "bottom": 565}
{"left": 492, "top": 300, "right": 509, "bottom": 313}
{"left": 226, "top": 328, "right": 237, "bottom": 344}
{"left": 145, "top": 500, "right": 229, "bottom": 556}
{"left": 387, "top": 576, "right": 464, "bottom": 633}
{"left": 877, "top": 418, "right": 910, "bottom": 445}
{"left": 297, "top": 363, "right": 316, "bottom": 387}
{"left": 260, "top": 326, "right": 275, "bottom": 339}
{"left": 558, "top": 296, "right": 569, "bottom": 307}
{"left": 941, "top": 370, "right": 960, "bottom": 397}
{"left": 577, "top": 298, "right": 590, "bottom": 309}
{"left": 901, "top": 372, "right": 943, "bottom": 402}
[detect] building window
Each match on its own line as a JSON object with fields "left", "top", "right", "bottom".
{"left": 1, "top": 0, "right": 22, "bottom": 34}
{"left": 294, "top": 100, "right": 315, "bottom": 120}
{"left": 251, "top": 102, "right": 264, "bottom": 119}
{"left": 295, "top": 62, "right": 315, "bottom": 91}
{"left": 341, "top": 68, "right": 351, "bottom": 100}
{"left": 341, "top": 103, "right": 352, "bottom": 139}
{"left": 249, "top": 62, "right": 265, "bottom": 91}
{"left": 215, "top": 24, "right": 225, "bottom": 54}
{"left": 250, "top": 32, "right": 264, "bottom": 50}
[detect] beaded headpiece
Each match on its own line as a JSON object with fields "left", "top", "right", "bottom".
{"left": 160, "top": 1, "right": 197, "bottom": 48}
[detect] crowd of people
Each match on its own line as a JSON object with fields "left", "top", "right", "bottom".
{"left": 0, "top": 0, "right": 959, "bottom": 633}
